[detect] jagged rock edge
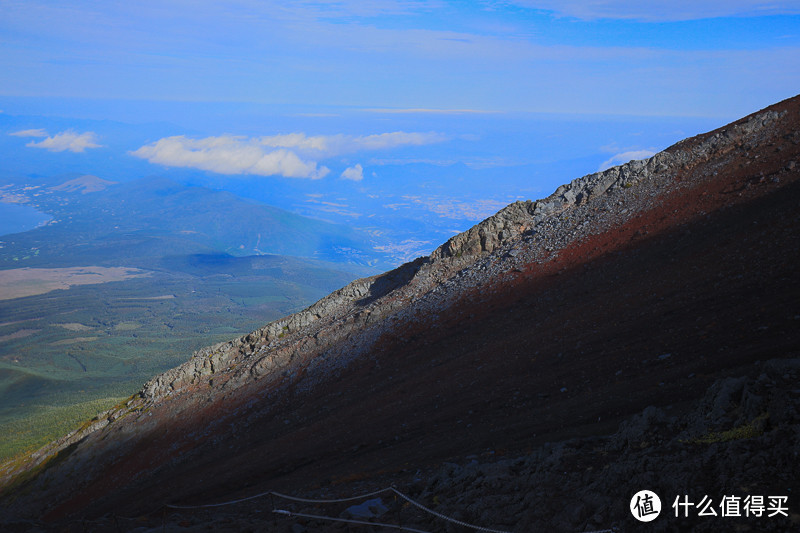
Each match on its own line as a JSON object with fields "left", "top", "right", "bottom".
{"left": 129, "top": 106, "right": 788, "bottom": 405}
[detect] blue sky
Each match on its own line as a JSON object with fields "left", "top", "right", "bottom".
{"left": 1, "top": 1, "right": 799, "bottom": 262}
{"left": 2, "top": 0, "right": 798, "bottom": 116}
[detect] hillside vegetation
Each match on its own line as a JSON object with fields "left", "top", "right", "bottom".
{"left": 0, "top": 177, "right": 378, "bottom": 461}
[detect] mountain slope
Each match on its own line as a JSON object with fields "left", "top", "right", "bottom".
{"left": 1, "top": 96, "right": 799, "bottom": 531}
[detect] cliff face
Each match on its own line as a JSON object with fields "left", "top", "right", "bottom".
{"left": 2, "top": 96, "right": 799, "bottom": 531}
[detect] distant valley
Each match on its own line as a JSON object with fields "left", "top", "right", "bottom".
{"left": 0, "top": 175, "right": 379, "bottom": 460}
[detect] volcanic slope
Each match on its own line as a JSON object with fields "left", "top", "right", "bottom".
{"left": 1, "top": 95, "right": 799, "bottom": 532}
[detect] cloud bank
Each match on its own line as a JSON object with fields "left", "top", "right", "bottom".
{"left": 257, "top": 131, "right": 447, "bottom": 156}
{"left": 131, "top": 132, "right": 446, "bottom": 179}
{"left": 131, "top": 135, "right": 329, "bottom": 179}
{"left": 21, "top": 130, "right": 103, "bottom": 153}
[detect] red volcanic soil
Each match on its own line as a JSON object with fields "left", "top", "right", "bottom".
{"left": 6, "top": 97, "right": 798, "bottom": 532}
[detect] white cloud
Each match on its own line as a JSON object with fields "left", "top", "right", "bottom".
{"left": 259, "top": 133, "right": 331, "bottom": 153}
{"left": 9, "top": 128, "right": 48, "bottom": 137}
{"left": 131, "top": 131, "right": 446, "bottom": 179}
{"left": 131, "top": 135, "right": 329, "bottom": 179}
{"left": 257, "top": 131, "right": 448, "bottom": 157}
{"left": 341, "top": 163, "right": 364, "bottom": 181}
{"left": 598, "top": 150, "right": 656, "bottom": 171}
{"left": 512, "top": 1, "right": 800, "bottom": 21}
{"left": 25, "top": 130, "right": 103, "bottom": 152}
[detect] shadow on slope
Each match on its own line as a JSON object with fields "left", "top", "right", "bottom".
{"left": 51, "top": 165, "right": 799, "bottom": 527}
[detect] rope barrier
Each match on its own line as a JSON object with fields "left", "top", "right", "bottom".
{"left": 163, "top": 483, "right": 616, "bottom": 533}
{"left": 164, "top": 486, "right": 394, "bottom": 509}
{"left": 390, "top": 487, "right": 512, "bottom": 533}
{"left": 165, "top": 489, "right": 275, "bottom": 509}
{"left": 271, "top": 487, "right": 392, "bottom": 504}
{"left": 273, "top": 509, "right": 432, "bottom": 533}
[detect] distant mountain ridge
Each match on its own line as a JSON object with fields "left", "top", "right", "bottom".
{"left": 49, "top": 175, "right": 117, "bottom": 194}
{"left": 0, "top": 175, "right": 390, "bottom": 269}
{"left": 1, "top": 96, "right": 799, "bottom": 531}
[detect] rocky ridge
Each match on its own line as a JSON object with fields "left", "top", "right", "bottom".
{"left": 130, "top": 104, "right": 787, "bottom": 401}
{"left": 122, "top": 102, "right": 790, "bottom": 406}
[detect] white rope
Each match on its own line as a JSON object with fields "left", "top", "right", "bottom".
{"left": 271, "top": 487, "right": 392, "bottom": 504}
{"left": 274, "top": 486, "right": 514, "bottom": 533}
{"left": 274, "top": 509, "right": 432, "bottom": 533}
{"left": 165, "top": 489, "right": 274, "bottom": 509}
{"left": 165, "top": 487, "right": 394, "bottom": 509}
{"left": 391, "top": 488, "right": 512, "bottom": 533}
{"left": 165, "top": 484, "right": 615, "bottom": 533}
